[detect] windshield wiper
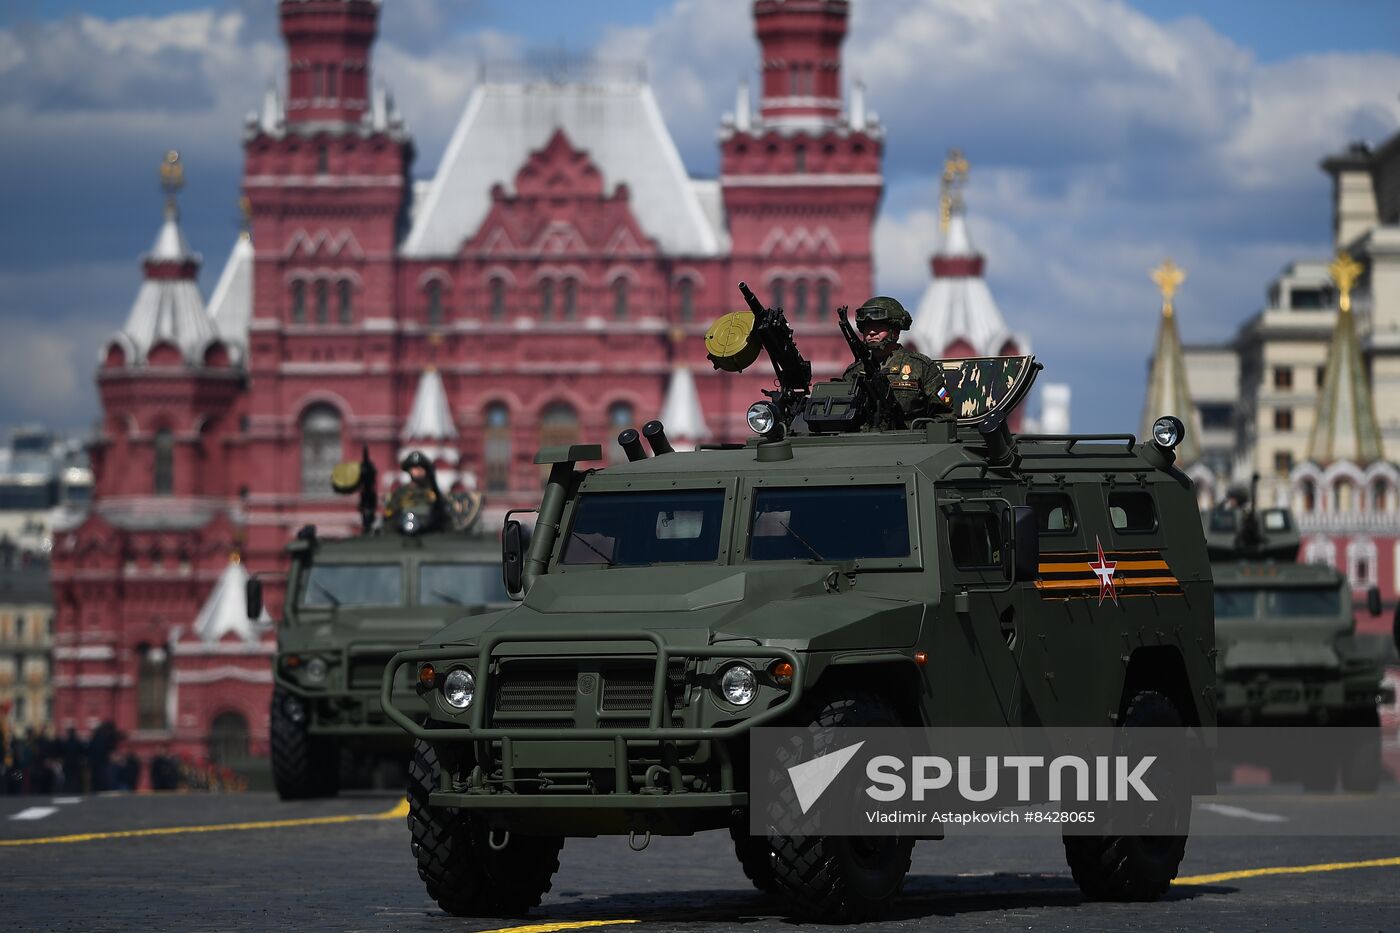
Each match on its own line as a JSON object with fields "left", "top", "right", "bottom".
{"left": 312, "top": 581, "right": 341, "bottom": 607}
{"left": 429, "top": 589, "right": 464, "bottom": 606}
{"left": 776, "top": 519, "right": 825, "bottom": 562}
{"left": 569, "top": 532, "right": 615, "bottom": 566}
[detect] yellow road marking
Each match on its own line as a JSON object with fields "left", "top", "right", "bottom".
{"left": 476, "top": 922, "right": 639, "bottom": 933}
{"left": 1174, "top": 855, "right": 1400, "bottom": 886}
{"left": 0, "top": 797, "right": 409, "bottom": 847}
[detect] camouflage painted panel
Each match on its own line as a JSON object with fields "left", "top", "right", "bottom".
{"left": 938, "top": 356, "right": 1031, "bottom": 422}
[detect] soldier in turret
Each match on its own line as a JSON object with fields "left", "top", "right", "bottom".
{"left": 841, "top": 297, "right": 953, "bottom": 422}
{"left": 384, "top": 451, "right": 447, "bottom": 533}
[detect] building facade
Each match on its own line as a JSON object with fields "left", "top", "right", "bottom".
{"left": 0, "top": 559, "right": 54, "bottom": 736}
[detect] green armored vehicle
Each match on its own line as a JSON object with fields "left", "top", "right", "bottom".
{"left": 1205, "top": 485, "right": 1390, "bottom": 791}
{"left": 382, "top": 289, "right": 1217, "bottom": 920}
{"left": 252, "top": 452, "right": 508, "bottom": 800}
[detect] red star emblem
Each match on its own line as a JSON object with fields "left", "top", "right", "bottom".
{"left": 1088, "top": 535, "right": 1118, "bottom": 606}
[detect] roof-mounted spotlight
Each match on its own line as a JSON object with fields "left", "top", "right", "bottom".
{"left": 746, "top": 400, "right": 781, "bottom": 438}
{"left": 1152, "top": 415, "right": 1185, "bottom": 451}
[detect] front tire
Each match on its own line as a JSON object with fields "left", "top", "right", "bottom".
{"left": 1064, "top": 691, "right": 1189, "bottom": 901}
{"left": 766, "top": 690, "right": 914, "bottom": 922}
{"left": 407, "top": 739, "right": 563, "bottom": 917}
{"left": 270, "top": 689, "right": 338, "bottom": 800}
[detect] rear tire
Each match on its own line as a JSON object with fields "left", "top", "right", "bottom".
{"left": 1064, "top": 691, "right": 1189, "bottom": 901}
{"left": 407, "top": 739, "right": 563, "bottom": 917}
{"left": 1339, "top": 709, "right": 1381, "bottom": 794}
{"left": 766, "top": 690, "right": 914, "bottom": 922}
{"left": 270, "top": 689, "right": 338, "bottom": 800}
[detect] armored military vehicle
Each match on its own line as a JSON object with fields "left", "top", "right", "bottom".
{"left": 252, "top": 452, "right": 508, "bottom": 800}
{"left": 382, "top": 289, "right": 1216, "bottom": 920}
{"left": 1205, "top": 484, "right": 1391, "bottom": 792}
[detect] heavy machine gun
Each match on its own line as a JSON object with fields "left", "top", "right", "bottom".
{"left": 704, "top": 282, "right": 812, "bottom": 432}
{"left": 329, "top": 445, "right": 379, "bottom": 535}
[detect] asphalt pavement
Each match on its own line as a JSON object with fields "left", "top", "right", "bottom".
{"left": 2, "top": 788, "right": 1398, "bottom": 932}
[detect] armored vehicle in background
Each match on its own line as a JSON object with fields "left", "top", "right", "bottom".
{"left": 253, "top": 452, "right": 508, "bottom": 800}
{"left": 383, "top": 288, "right": 1217, "bottom": 921}
{"left": 1205, "top": 486, "right": 1391, "bottom": 792}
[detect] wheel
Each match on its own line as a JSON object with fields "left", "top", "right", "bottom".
{"left": 270, "top": 689, "right": 338, "bottom": 800}
{"left": 407, "top": 739, "right": 563, "bottom": 917}
{"left": 765, "top": 690, "right": 914, "bottom": 922}
{"left": 1340, "top": 709, "right": 1381, "bottom": 794}
{"left": 730, "top": 822, "right": 780, "bottom": 894}
{"left": 1063, "top": 691, "right": 1189, "bottom": 901}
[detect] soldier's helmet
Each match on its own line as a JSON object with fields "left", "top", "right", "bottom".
{"left": 400, "top": 451, "right": 432, "bottom": 473}
{"left": 854, "top": 296, "right": 913, "bottom": 331}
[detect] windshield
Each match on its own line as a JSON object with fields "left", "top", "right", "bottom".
{"left": 561, "top": 490, "right": 726, "bottom": 567}
{"left": 301, "top": 563, "right": 402, "bottom": 608}
{"left": 1213, "top": 586, "right": 1341, "bottom": 620}
{"left": 419, "top": 563, "right": 510, "bottom": 606}
{"left": 749, "top": 485, "right": 910, "bottom": 562}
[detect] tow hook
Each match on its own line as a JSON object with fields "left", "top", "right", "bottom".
{"left": 487, "top": 828, "right": 510, "bottom": 851}
{"left": 629, "top": 830, "right": 652, "bottom": 852}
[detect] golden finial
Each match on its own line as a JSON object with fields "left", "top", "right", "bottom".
{"left": 160, "top": 150, "right": 184, "bottom": 196}
{"left": 229, "top": 550, "right": 241, "bottom": 565}
{"left": 238, "top": 195, "right": 252, "bottom": 241}
{"left": 1151, "top": 259, "right": 1186, "bottom": 318}
{"left": 939, "top": 149, "right": 969, "bottom": 233}
{"left": 1328, "top": 251, "right": 1363, "bottom": 313}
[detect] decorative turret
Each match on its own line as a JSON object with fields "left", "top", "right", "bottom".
{"left": 908, "top": 151, "right": 1024, "bottom": 361}
{"left": 279, "top": 0, "right": 380, "bottom": 128}
{"left": 1306, "top": 252, "right": 1384, "bottom": 466}
{"left": 104, "top": 152, "right": 221, "bottom": 369}
{"left": 753, "top": 0, "right": 849, "bottom": 125}
{"left": 206, "top": 197, "right": 254, "bottom": 360}
{"left": 399, "top": 366, "right": 462, "bottom": 484}
{"left": 192, "top": 554, "right": 269, "bottom": 644}
{"left": 1140, "top": 259, "right": 1202, "bottom": 465}
{"left": 658, "top": 365, "right": 711, "bottom": 450}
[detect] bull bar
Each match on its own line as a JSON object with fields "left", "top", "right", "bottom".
{"left": 380, "top": 630, "right": 804, "bottom": 740}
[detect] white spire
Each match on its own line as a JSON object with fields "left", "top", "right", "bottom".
{"left": 659, "top": 365, "right": 710, "bottom": 447}
{"left": 371, "top": 82, "right": 389, "bottom": 131}
{"left": 149, "top": 199, "right": 193, "bottom": 262}
{"left": 207, "top": 234, "right": 253, "bottom": 352}
{"left": 260, "top": 84, "right": 283, "bottom": 135}
{"left": 850, "top": 79, "right": 866, "bottom": 131}
{"left": 402, "top": 367, "right": 458, "bottom": 440}
{"left": 735, "top": 79, "right": 751, "bottom": 131}
{"left": 193, "top": 557, "right": 269, "bottom": 645}
{"left": 941, "top": 210, "right": 973, "bottom": 257}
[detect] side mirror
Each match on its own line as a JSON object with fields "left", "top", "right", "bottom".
{"left": 1001, "top": 505, "right": 1040, "bottom": 583}
{"left": 1366, "top": 585, "right": 1382, "bottom": 617}
{"left": 245, "top": 577, "right": 263, "bottom": 621}
{"left": 502, "top": 520, "right": 525, "bottom": 597}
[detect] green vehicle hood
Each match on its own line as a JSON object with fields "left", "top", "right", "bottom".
{"left": 281, "top": 604, "right": 500, "bottom": 651}
{"left": 424, "top": 566, "right": 925, "bottom": 653}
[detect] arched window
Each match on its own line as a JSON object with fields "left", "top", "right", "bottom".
{"left": 563, "top": 278, "right": 578, "bottom": 320}
{"left": 678, "top": 279, "right": 695, "bottom": 321}
{"left": 337, "top": 279, "right": 353, "bottom": 324}
{"left": 208, "top": 711, "right": 250, "bottom": 766}
{"left": 291, "top": 281, "right": 306, "bottom": 323}
{"left": 136, "top": 643, "right": 169, "bottom": 731}
{"left": 484, "top": 402, "right": 511, "bottom": 493}
{"left": 607, "top": 401, "right": 635, "bottom": 463}
{"left": 489, "top": 277, "right": 505, "bottom": 321}
{"left": 771, "top": 278, "right": 786, "bottom": 312}
{"left": 1370, "top": 479, "right": 1390, "bottom": 512}
{"left": 426, "top": 280, "right": 443, "bottom": 326}
{"left": 539, "top": 279, "right": 554, "bottom": 321}
{"left": 1300, "top": 479, "right": 1317, "bottom": 514}
{"left": 300, "top": 404, "right": 342, "bottom": 494}
{"left": 612, "top": 278, "right": 629, "bottom": 320}
{"left": 314, "top": 280, "right": 329, "bottom": 324}
{"left": 817, "top": 279, "right": 832, "bottom": 318}
{"left": 794, "top": 279, "right": 808, "bottom": 319}
{"left": 153, "top": 428, "right": 174, "bottom": 495}
{"left": 1335, "top": 478, "right": 1356, "bottom": 513}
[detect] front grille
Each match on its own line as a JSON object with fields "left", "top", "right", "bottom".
{"left": 601, "top": 663, "right": 686, "bottom": 712}
{"left": 496, "top": 673, "right": 577, "bottom": 713}
{"left": 348, "top": 653, "right": 394, "bottom": 690}
{"left": 489, "top": 661, "right": 689, "bottom": 728}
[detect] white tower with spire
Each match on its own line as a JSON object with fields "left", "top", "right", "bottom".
{"left": 658, "top": 364, "right": 710, "bottom": 451}
{"left": 400, "top": 366, "right": 466, "bottom": 486}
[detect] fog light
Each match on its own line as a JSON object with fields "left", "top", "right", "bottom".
{"left": 769, "top": 660, "right": 794, "bottom": 687}
{"left": 443, "top": 668, "right": 475, "bottom": 710}
{"left": 720, "top": 664, "right": 757, "bottom": 706}
{"left": 283, "top": 694, "right": 305, "bottom": 724}
{"left": 1151, "top": 415, "right": 1185, "bottom": 450}
{"left": 304, "top": 657, "right": 328, "bottom": 684}
{"left": 746, "top": 401, "right": 778, "bottom": 436}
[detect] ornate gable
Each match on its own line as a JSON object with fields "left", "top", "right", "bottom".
{"left": 514, "top": 129, "right": 606, "bottom": 199}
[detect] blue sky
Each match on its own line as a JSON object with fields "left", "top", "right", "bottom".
{"left": 0, "top": 0, "right": 1397, "bottom": 438}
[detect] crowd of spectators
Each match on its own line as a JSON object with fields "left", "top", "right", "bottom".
{"left": 0, "top": 718, "right": 205, "bottom": 794}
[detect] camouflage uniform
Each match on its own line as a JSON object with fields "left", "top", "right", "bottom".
{"left": 841, "top": 296, "right": 953, "bottom": 423}
{"left": 385, "top": 451, "right": 447, "bottom": 533}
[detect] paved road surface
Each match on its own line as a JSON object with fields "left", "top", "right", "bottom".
{"left": 2, "top": 788, "right": 1398, "bottom": 931}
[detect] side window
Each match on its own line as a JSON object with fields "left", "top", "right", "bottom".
{"left": 1108, "top": 491, "right": 1157, "bottom": 533}
{"left": 947, "top": 511, "right": 1003, "bottom": 571}
{"left": 1027, "top": 493, "right": 1076, "bottom": 535}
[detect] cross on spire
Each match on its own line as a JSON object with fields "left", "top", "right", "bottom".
{"left": 1151, "top": 259, "right": 1185, "bottom": 318}
{"left": 1328, "top": 251, "right": 1363, "bottom": 313}
{"left": 939, "top": 149, "right": 969, "bottom": 233}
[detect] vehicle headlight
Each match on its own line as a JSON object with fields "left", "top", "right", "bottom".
{"left": 443, "top": 668, "right": 475, "bottom": 710}
{"left": 746, "top": 401, "right": 778, "bottom": 437}
{"left": 1151, "top": 415, "right": 1185, "bottom": 450}
{"left": 719, "top": 663, "right": 757, "bottom": 706}
{"left": 304, "top": 657, "right": 328, "bottom": 685}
